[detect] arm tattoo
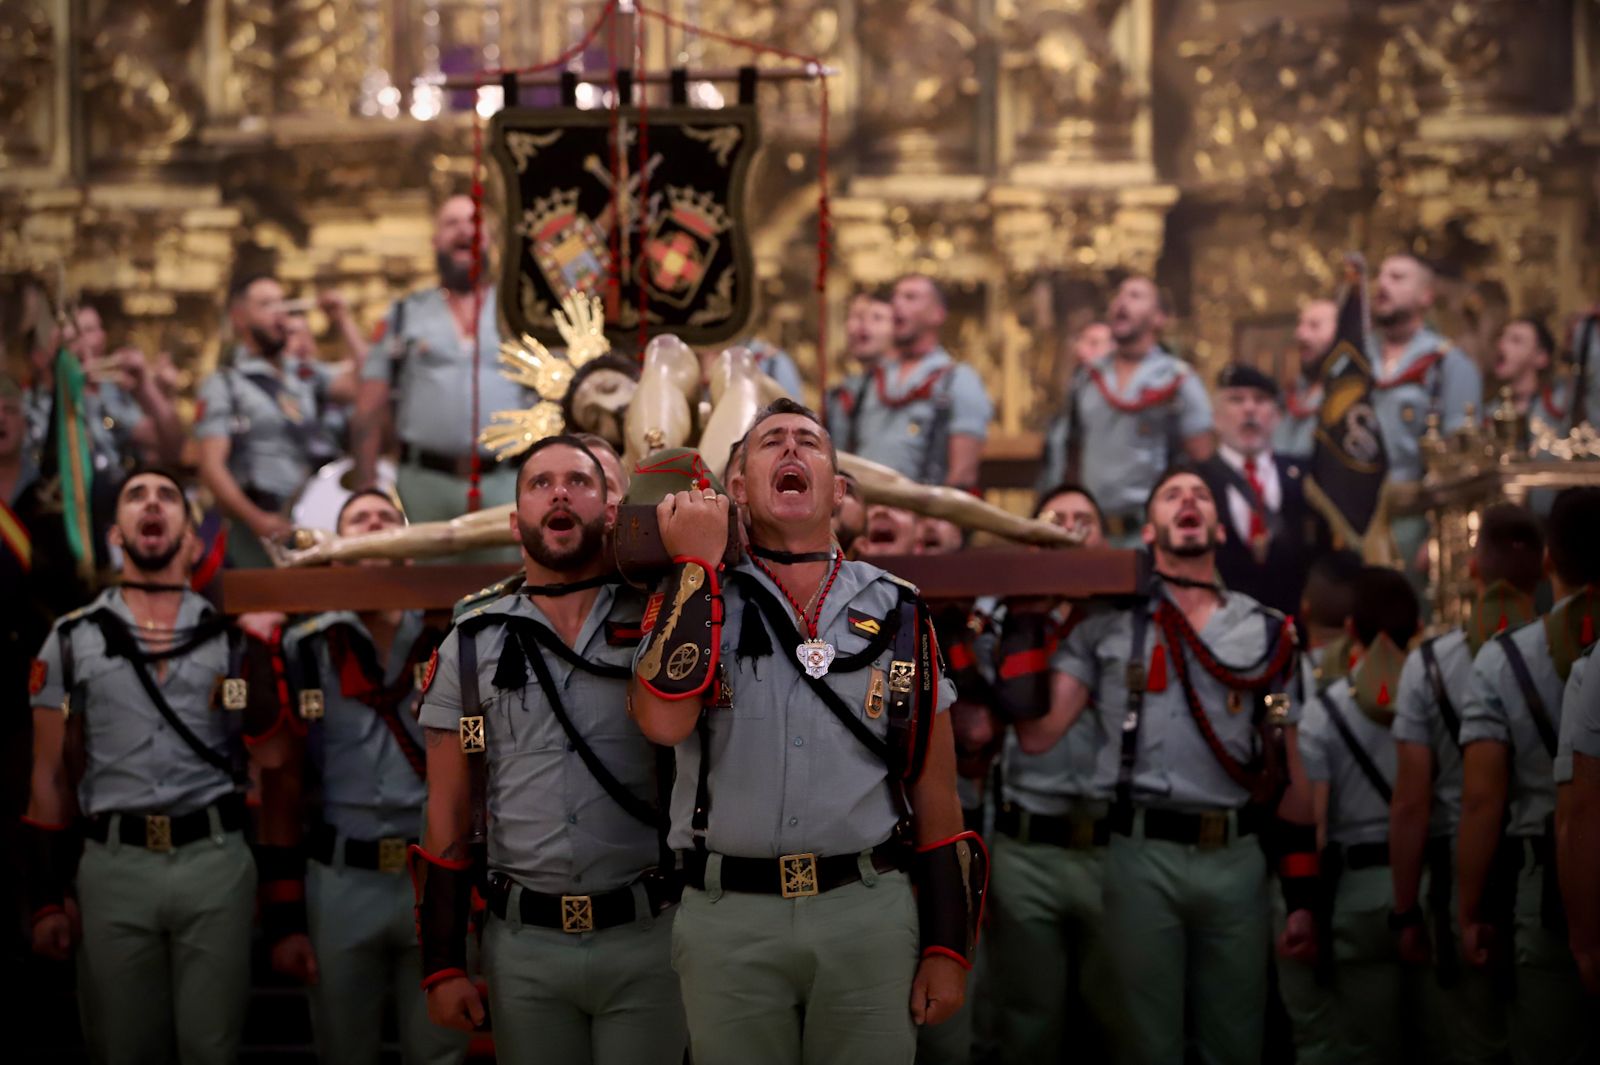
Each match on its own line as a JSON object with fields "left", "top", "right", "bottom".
{"left": 425, "top": 726, "right": 453, "bottom": 749}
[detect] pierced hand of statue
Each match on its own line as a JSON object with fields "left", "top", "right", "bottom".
{"left": 658, "top": 488, "right": 729, "bottom": 562}
{"left": 112, "top": 346, "right": 150, "bottom": 391}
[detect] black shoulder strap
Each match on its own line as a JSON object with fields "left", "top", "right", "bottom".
{"left": 1419, "top": 637, "right": 1462, "bottom": 748}
{"left": 88, "top": 611, "right": 242, "bottom": 785}
{"left": 1116, "top": 602, "right": 1151, "bottom": 809}
{"left": 456, "top": 627, "right": 487, "bottom": 846}
{"left": 842, "top": 371, "right": 872, "bottom": 454}
{"left": 916, "top": 366, "right": 956, "bottom": 485}
{"left": 1495, "top": 632, "right": 1558, "bottom": 757}
{"left": 511, "top": 626, "right": 660, "bottom": 829}
{"left": 1318, "top": 692, "right": 1393, "bottom": 805}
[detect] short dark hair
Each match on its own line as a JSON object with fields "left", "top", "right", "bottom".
{"left": 1547, "top": 487, "right": 1600, "bottom": 588}
{"left": 1507, "top": 315, "right": 1556, "bottom": 357}
{"left": 115, "top": 466, "right": 191, "bottom": 525}
{"left": 1033, "top": 481, "right": 1104, "bottom": 525}
{"left": 1122, "top": 274, "right": 1174, "bottom": 318}
{"left": 738, "top": 397, "right": 837, "bottom": 472}
{"left": 515, "top": 434, "right": 606, "bottom": 493}
{"left": 1476, "top": 503, "right": 1544, "bottom": 592}
{"left": 560, "top": 355, "right": 640, "bottom": 438}
{"left": 1142, "top": 464, "right": 1210, "bottom": 520}
{"left": 849, "top": 288, "right": 892, "bottom": 306}
{"left": 336, "top": 488, "right": 404, "bottom": 531}
{"left": 1302, "top": 549, "right": 1363, "bottom": 629}
{"left": 1350, "top": 565, "right": 1420, "bottom": 648}
{"left": 227, "top": 270, "right": 277, "bottom": 305}
{"left": 894, "top": 273, "right": 947, "bottom": 310}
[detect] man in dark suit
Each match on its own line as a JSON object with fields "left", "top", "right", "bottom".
{"left": 1196, "top": 364, "right": 1326, "bottom": 618}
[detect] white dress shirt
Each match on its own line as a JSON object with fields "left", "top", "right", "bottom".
{"left": 1218, "top": 443, "right": 1281, "bottom": 541}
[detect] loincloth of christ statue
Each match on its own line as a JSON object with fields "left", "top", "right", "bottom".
{"left": 277, "top": 295, "right": 1077, "bottom": 567}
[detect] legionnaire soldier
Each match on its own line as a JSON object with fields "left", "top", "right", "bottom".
{"left": 1557, "top": 647, "right": 1600, "bottom": 996}
{"left": 1458, "top": 486, "right": 1600, "bottom": 1064}
{"left": 828, "top": 275, "right": 993, "bottom": 487}
{"left": 1299, "top": 550, "right": 1362, "bottom": 695}
{"left": 1275, "top": 298, "right": 1338, "bottom": 458}
{"left": 979, "top": 484, "right": 1123, "bottom": 1064}
{"left": 1035, "top": 277, "right": 1215, "bottom": 548}
{"left": 824, "top": 290, "right": 894, "bottom": 434}
{"left": 1366, "top": 254, "right": 1482, "bottom": 573}
{"left": 414, "top": 436, "right": 687, "bottom": 1064}
{"left": 251, "top": 488, "right": 468, "bottom": 1065}
{"left": 195, "top": 273, "right": 352, "bottom": 567}
{"left": 23, "top": 468, "right": 272, "bottom": 1064}
{"left": 353, "top": 195, "right": 529, "bottom": 541}
{"left": 628, "top": 398, "right": 985, "bottom": 1065}
{"left": 1295, "top": 566, "right": 1432, "bottom": 1061}
{"left": 1387, "top": 504, "right": 1541, "bottom": 1063}
{"left": 1021, "top": 467, "right": 1318, "bottom": 1065}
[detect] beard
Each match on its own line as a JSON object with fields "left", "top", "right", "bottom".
{"left": 1158, "top": 522, "right": 1218, "bottom": 559}
{"left": 1371, "top": 306, "right": 1407, "bottom": 329}
{"left": 124, "top": 534, "right": 185, "bottom": 575}
{"left": 250, "top": 325, "right": 286, "bottom": 359}
{"left": 436, "top": 249, "right": 476, "bottom": 293}
{"left": 518, "top": 510, "right": 607, "bottom": 572}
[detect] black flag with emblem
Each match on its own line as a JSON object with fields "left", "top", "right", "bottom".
{"left": 491, "top": 105, "right": 760, "bottom": 346}
{"left": 1306, "top": 255, "right": 1389, "bottom": 551}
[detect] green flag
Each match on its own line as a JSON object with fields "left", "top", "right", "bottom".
{"left": 52, "top": 348, "right": 95, "bottom": 581}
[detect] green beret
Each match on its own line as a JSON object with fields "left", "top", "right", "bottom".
{"left": 622, "top": 448, "right": 725, "bottom": 504}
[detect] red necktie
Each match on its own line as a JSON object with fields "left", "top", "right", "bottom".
{"left": 1243, "top": 456, "right": 1268, "bottom": 546}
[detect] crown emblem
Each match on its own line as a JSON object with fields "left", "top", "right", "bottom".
{"left": 663, "top": 185, "right": 730, "bottom": 235}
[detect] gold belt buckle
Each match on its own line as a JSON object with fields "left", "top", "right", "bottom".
{"left": 1197, "top": 812, "right": 1229, "bottom": 849}
{"left": 1070, "top": 816, "right": 1097, "bottom": 849}
{"left": 378, "top": 837, "right": 407, "bottom": 874}
{"left": 780, "top": 852, "right": 819, "bottom": 898}
{"left": 561, "top": 894, "right": 595, "bottom": 933}
{"left": 145, "top": 814, "right": 173, "bottom": 853}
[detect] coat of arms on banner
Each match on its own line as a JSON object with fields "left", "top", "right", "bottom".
{"left": 491, "top": 106, "right": 760, "bottom": 346}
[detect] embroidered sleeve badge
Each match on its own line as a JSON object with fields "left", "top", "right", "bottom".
{"left": 421, "top": 648, "right": 440, "bottom": 694}
{"left": 29, "top": 659, "right": 47, "bottom": 697}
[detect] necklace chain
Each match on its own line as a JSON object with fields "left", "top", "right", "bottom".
{"left": 750, "top": 550, "right": 844, "bottom": 640}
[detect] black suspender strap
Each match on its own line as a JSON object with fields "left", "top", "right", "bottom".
{"left": 1419, "top": 637, "right": 1462, "bottom": 748}
{"left": 456, "top": 630, "right": 487, "bottom": 847}
{"left": 1318, "top": 692, "right": 1394, "bottom": 805}
{"left": 88, "top": 611, "right": 242, "bottom": 785}
{"left": 916, "top": 368, "right": 956, "bottom": 486}
{"left": 1117, "top": 603, "right": 1151, "bottom": 809}
{"left": 1495, "top": 633, "right": 1558, "bottom": 758}
{"left": 690, "top": 712, "right": 712, "bottom": 852}
{"left": 511, "top": 627, "right": 661, "bottom": 830}
{"left": 842, "top": 373, "right": 872, "bottom": 454}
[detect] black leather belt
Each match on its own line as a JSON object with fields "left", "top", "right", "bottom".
{"left": 1344, "top": 841, "right": 1390, "bottom": 870}
{"left": 682, "top": 844, "right": 905, "bottom": 897}
{"left": 1109, "top": 804, "right": 1261, "bottom": 848}
{"left": 486, "top": 873, "right": 672, "bottom": 934}
{"left": 400, "top": 444, "right": 502, "bottom": 478}
{"left": 996, "top": 803, "right": 1108, "bottom": 850}
{"left": 308, "top": 824, "right": 414, "bottom": 874}
{"left": 85, "top": 795, "right": 246, "bottom": 852}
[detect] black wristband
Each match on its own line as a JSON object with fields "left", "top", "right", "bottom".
{"left": 20, "top": 819, "right": 81, "bottom": 916}
{"left": 1388, "top": 906, "right": 1425, "bottom": 932}
{"left": 913, "top": 831, "right": 991, "bottom": 969}
{"left": 410, "top": 844, "right": 478, "bottom": 988}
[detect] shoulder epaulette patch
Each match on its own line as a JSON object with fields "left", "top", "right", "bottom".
{"left": 847, "top": 608, "right": 883, "bottom": 637}
{"left": 29, "top": 659, "right": 46, "bottom": 696}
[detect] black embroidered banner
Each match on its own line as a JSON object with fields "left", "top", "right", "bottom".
{"left": 491, "top": 105, "right": 760, "bottom": 346}
{"left": 1309, "top": 257, "right": 1389, "bottom": 541}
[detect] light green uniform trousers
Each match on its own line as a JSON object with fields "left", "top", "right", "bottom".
{"left": 672, "top": 861, "right": 921, "bottom": 1065}
{"left": 1102, "top": 817, "right": 1268, "bottom": 1065}
{"left": 483, "top": 883, "right": 685, "bottom": 1065}
{"left": 1507, "top": 849, "right": 1593, "bottom": 1065}
{"left": 395, "top": 462, "right": 518, "bottom": 565}
{"left": 987, "top": 833, "right": 1121, "bottom": 1063}
{"left": 1423, "top": 843, "right": 1507, "bottom": 1064}
{"left": 1273, "top": 892, "right": 1340, "bottom": 1065}
{"left": 75, "top": 826, "right": 255, "bottom": 1065}
{"left": 306, "top": 860, "right": 468, "bottom": 1065}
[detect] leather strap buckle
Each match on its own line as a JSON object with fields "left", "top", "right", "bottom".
{"left": 145, "top": 815, "right": 173, "bottom": 853}
{"left": 780, "top": 853, "right": 819, "bottom": 898}
{"left": 378, "top": 837, "right": 407, "bottom": 874}
{"left": 561, "top": 895, "right": 595, "bottom": 933}
{"left": 1070, "top": 816, "right": 1098, "bottom": 849}
{"left": 1197, "top": 812, "right": 1229, "bottom": 849}
{"left": 460, "top": 716, "right": 485, "bottom": 753}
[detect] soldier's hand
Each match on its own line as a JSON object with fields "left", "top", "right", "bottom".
{"left": 658, "top": 487, "right": 729, "bottom": 562}
{"left": 427, "top": 975, "right": 486, "bottom": 1031}
{"left": 248, "top": 510, "right": 294, "bottom": 544}
{"left": 1277, "top": 907, "right": 1318, "bottom": 964}
{"left": 270, "top": 933, "right": 320, "bottom": 985}
{"left": 910, "top": 953, "right": 968, "bottom": 1027}
{"left": 317, "top": 290, "right": 351, "bottom": 321}
{"left": 31, "top": 911, "right": 75, "bottom": 961}
{"left": 1461, "top": 921, "right": 1496, "bottom": 968}
{"left": 1397, "top": 923, "right": 1431, "bottom": 966}
{"left": 111, "top": 346, "right": 151, "bottom": 392}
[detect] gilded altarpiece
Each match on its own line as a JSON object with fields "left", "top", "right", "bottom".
{"left": 2, "top": 0, "right": 1599, "bottom": 466}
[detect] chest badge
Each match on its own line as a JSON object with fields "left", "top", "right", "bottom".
{"left": 299, "top": 688, "right": 326, "bottom": 720}
{"left": 797, "top": 639, "right": 836, "bottom": 679}
{"left": 222, "top": 678, "right": 248, "bottom": 711}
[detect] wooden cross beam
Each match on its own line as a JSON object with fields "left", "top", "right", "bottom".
{"left": 218, "top": 548, "right": 1140, "bottom": 615}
